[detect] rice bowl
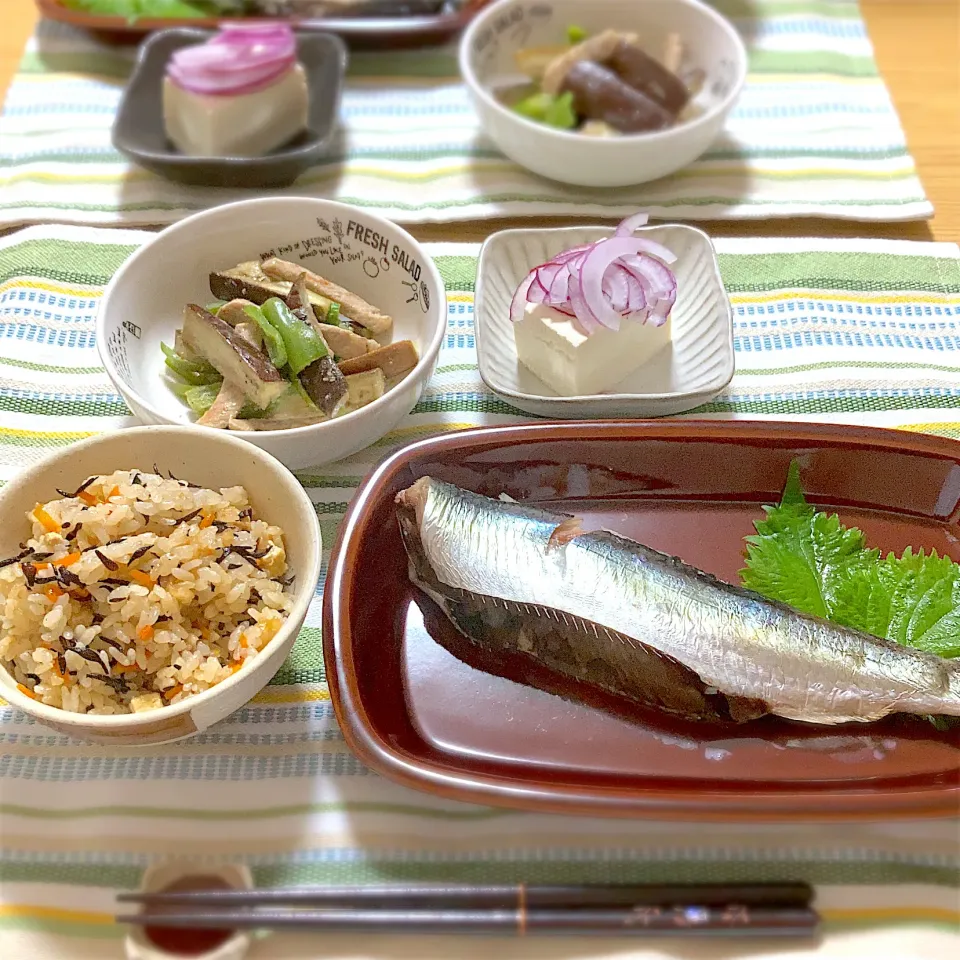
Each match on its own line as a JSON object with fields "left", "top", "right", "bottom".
{"left": 1, "top": 470, "right": 294, "bottom": 716}
{"left": 0, "top": 426, "right": 321, "bottom": 745}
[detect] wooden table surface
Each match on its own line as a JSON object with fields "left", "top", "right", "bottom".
{"left": 0, "top": 0, "right": 957, "bottom": 243}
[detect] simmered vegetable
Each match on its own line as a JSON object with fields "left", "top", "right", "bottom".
{"left": 162, "top": 253, "right": 418, "bottom": 431}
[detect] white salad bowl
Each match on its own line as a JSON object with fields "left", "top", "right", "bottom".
{"left": 98, "top": 198, "right": 447, "bottom": 470}
{"left": 459, "top": 0, "right": 748, "bottom": 188}
{"left": 475, "top": 223, "right": 735, "bottom": 418}
{"left": 0, "top": 426, "right": 322, "bottom": 746}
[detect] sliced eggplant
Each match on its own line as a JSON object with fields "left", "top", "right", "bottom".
{"left": 181, "top": 304, "right": 286, "bottom": 410}
{"left": 262, "top": 258, "right": 393, "bottom": 336}
{"left": 608, "top": 39, "right": 689, "bottom": 115}
{"left": 197, "top": 322, "right": 262, "bottom": 429}
{"left": 210, "top": 262, "right": 333, "bottom": 314}
{"left": 210, "top": 262, "right": 370, "bottom": 337}
{"left": 298, "top": 356, "right": 348, "bottom": 418}
{"left": 337, "top": 339, "right": 419, "bottom": 380}
{"left": 174, "top": 329, "right": 199, "bottom": 361}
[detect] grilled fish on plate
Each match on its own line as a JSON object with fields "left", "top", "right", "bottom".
{"left": 396, "top": 477, "right": 960, "bottom": 725}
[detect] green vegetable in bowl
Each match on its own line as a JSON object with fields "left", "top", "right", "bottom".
{"left": 241, "top": 303, "right": 287, "bottom": 369}
{"left": 512, "top": 91, "right": 578, "bottom": 130}
{"left": 567, "top": 24, "right": 588, "bottom": 44}
{"left": 741, "top": 461, "right": 960, "bottom": 660}
{"left": 260, "top": 298, "right": 328, "bottom": 376}
{"left": 160, "top": 341, "right": 221, "bottom": 384}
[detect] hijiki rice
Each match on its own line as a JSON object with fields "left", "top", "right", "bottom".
{"left": 0, "top": 470, "right": 293, "bottom": 715}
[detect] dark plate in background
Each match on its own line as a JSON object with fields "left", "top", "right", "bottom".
{"left": 36, "top": 0, "right": 489, "bottom": 49}
{"left": 323, "top": 421, "right": 960, "bottom": 820}
{"left": 112, "top": 29, "right": 346, "bottom": 189}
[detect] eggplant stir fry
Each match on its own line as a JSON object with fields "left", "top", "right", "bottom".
{"left": 500, "top": 25, "right": 703, "bottom": 137}
{"left": 162, "top": 259, "right": 419, "bottom": 431}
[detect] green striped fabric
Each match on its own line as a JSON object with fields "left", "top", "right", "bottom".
{"left": 0, "top": 225, "right": 958, "bottom": 959}
{"left": 0, "top": 1, "right": 933, "bottom": 227}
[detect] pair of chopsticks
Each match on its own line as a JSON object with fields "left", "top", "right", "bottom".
{"left": 118, "top": 882, "right": 819, "bottom": 937}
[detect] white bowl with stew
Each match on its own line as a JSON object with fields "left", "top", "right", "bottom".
{"left": 459, "top": 0, "right": 747, "bottom": 188}
{"left": 98, "top": 198, "right": 447, "bottom": 471}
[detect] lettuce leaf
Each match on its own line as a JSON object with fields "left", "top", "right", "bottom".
{"left": 740, "top": 461, "right": 959, "bottom": 659}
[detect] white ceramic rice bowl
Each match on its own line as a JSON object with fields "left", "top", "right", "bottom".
{"left": 0, "top": 426, "right": 322, "bottom": 745}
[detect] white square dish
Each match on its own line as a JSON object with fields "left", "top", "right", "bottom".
{"left": 475, "top": 224, "right": 735, "bottom": 419}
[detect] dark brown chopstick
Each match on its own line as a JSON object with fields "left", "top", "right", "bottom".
{"left": 116, "top": 905, "right": 820, "bottom": 938}
{"left": 119, "top": 882, "right": 814, "bottom": 910}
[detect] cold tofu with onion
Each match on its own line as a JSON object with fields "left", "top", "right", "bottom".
{"left": 161, "top": 252, "right": 417, "bottom": 431}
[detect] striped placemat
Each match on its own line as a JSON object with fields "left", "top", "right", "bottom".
{"left": 0, "top": 1, "right": 932, "bottom": 228}
{"left": 0, "top": 225, "right": 958, "bottom": 960}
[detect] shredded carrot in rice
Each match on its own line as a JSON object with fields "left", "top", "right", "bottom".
{"left": 52, "top": 552, "right": 81, "bottom": 568}
{"left": 35, "top": 551, "right": 80, "bottom": 571}
{"left": 112, "top": 663, "right": 138, "bottom": 674}
{"left": 137, "top": 624, "right": 154, "bottom": 641}
{"left": 199, "top": 511, "right": 214, "bottom": 529}
{"left": 31, "top": 503, "right": 60, "bottom": 533}
{"left": 17, "top": 683, "right": 37, "bottom": 700}
{"left": 163, "top": 684, "right": 183, "bottom": 701}
{"left": 126, "top": 569, "right": 156, "bottom": 588}
{"left": 77, "top": 490, "right": 98, "bottom": 507}
{"left": 107, "top": 486, "right": 120, "bottom": 500}
{"left": 43, "top": 583, "right": 64, "bottom": 602}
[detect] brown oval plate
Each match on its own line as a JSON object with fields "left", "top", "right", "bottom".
{"left": 323, "top": 421, "right": 960, "bottom": 820}
{"left": 35, "top": 0, "right": 491, "bottom": 49}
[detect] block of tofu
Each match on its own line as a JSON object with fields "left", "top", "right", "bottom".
{"left": 163, "top": 64, "right": 308, "bottom": 158}
{"left": 514, "top": 302, "right": 671, "bottom": 396}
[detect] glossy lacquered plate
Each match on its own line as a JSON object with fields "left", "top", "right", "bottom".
{"left": 323, "top": 421, "right": 960, "bottom": 820}
{"left": 36, "top": 0, "right": 490, "bottom": 49}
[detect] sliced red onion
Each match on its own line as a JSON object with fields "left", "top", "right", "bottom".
{"left": 510, "top": 212, "right": 677, "bottom": 337}
{"left": 615, "top": 212, "right": 649, "bottom": 236}
{"left": 167, "top": 23, "right": 297, "bottom": 97}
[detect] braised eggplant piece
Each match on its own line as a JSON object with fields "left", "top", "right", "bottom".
{"left": 541, "top": 30, "right": 627, "bottom": 97}
{"left": 561, "top": 61, "right": 673, "bottom": 134}
{"left": 262, "top": 258, "right": 394, "bottom": 335}
{"left": 181, "top": 305, "right": 286, "bottom": 410}
{"left": 211, "top": 262, "right": 372, "bottom": 337}
{"left": 608, "top": 39, "right": 690, "bottom": 114}
{"left": 196, "top": 322, "right": 262, "bottom": 429}
{"left": 503, "top": 27, "right": 696, "bottom": 136}
{"left": 210, "top": 263, "right": 334, "bottom": 316}
{"left": 298, "top": 355, "right": 348, "bottom": 418}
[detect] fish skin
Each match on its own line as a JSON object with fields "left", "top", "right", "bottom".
{"left": 396, "top": 478, "right": 960, "bottom": 725}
